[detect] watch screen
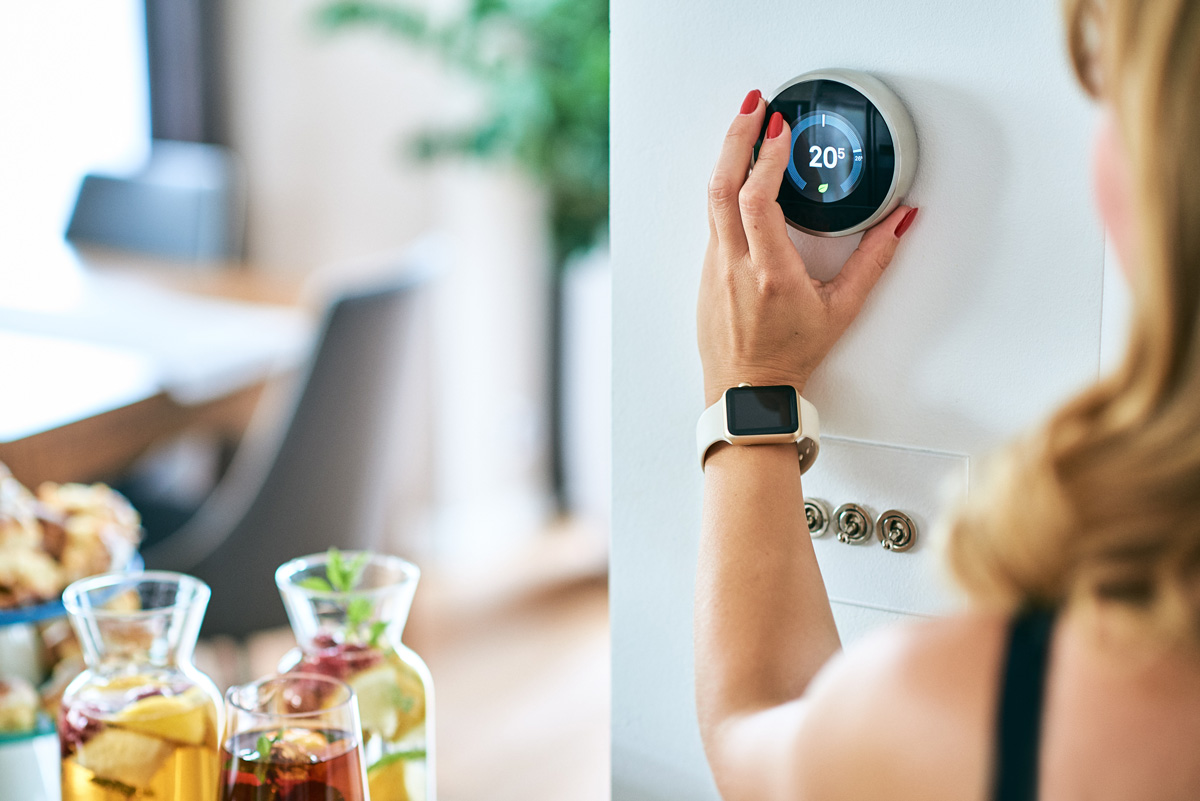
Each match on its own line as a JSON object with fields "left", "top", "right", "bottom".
{"left": 725, "top": 386, "right": 799, "bottom": 437}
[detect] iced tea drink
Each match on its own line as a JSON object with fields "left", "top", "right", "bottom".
{"left": 221, "top": 674, "right": 368, "bottom": 801}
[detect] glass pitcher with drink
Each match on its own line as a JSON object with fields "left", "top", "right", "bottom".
{"left": 276, "top": 550, "right": 434, "bottom": 801}
{"left": 59, "top": 571, "right": 222, "bottom": 801}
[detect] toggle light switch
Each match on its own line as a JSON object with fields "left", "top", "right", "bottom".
{"left": 833, "top": 503, "right": 873, "bottom": 544}
{"left": 876, "top": 509, "right": 917, "bottom": 552}
{"left": 805, "top": 498, "right": 831, "bottom": 538}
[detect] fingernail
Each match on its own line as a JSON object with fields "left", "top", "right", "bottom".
{"left": 739, "top": 89, "right": 762, "bottom": 115}
{"left": 766, "top": 112, "right": 784, "bottom": 139}
{"left": 894, "top": 207, "right": 919, "bottom": 238}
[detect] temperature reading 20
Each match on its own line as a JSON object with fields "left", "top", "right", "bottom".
{"left": 808, "top": 145, "right": 846, "bottom": 168}
{"left": 785, "top": 109, "right": 865, "bottom": 204}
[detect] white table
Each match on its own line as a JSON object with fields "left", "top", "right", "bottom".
{"left": 0, "top": 242, "right": 314, "bottom": 484}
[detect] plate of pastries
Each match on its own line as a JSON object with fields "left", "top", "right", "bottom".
{"left": 0, "top": 463, "right": 141, "bottom": 623}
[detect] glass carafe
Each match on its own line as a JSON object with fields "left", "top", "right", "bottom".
{"left": 59, "top": 571, "right": 222, "bottom": 801}
{"left": 276, "top": 551, "right": 435, "bottom": 801}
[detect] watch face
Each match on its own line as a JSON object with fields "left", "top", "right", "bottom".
{"left": 757, "top": 77, "right": 897, "bottom": 234}
{"left": 725, "top": 386, "right": 799, "bottom": 437}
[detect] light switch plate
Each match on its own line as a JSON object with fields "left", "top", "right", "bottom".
{"left": 803, "top": 436, "right": 968, "bottom": 615}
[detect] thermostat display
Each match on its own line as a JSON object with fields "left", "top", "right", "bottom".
{"left": 757, "top": 69, "right": 917, "bottom": 237}
{"left": 789, "top": 110, "right": 864, "bottom": 203}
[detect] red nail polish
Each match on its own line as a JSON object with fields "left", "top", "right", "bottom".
{"left": 766, "top": 112, "right": 783, "bottom": 139}
{"left": 739, "top": 89, "right": 762, "bottom": 115}
{"left": 894, "top": 207, "right": 919, "bottom": 238}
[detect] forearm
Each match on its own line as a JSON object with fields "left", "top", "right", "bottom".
{"left": 694, "top": 441, "right": 840, "bottom": 742}
{"left": 693, "top": 89, "right": 912, "bottom": 794}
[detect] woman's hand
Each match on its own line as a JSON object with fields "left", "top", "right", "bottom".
{"left": 698, "top": 90, "right": 918, "bottom": 406}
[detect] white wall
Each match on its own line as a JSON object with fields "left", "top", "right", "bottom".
{"left": 0, "top": 0, "right": 149, "bottom": 265}
{"left": 611, "top": 1, "right": 1106, "bottom": 798}
{"left": 225, "top": 0, "right": 447, "bottom": 274}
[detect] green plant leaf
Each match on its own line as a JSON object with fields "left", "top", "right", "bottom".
{"left": 368, "top": 620, "right": 389, "bottom": 647}
{"left": 316, "top": 0, "right": 610, "bottom": 268}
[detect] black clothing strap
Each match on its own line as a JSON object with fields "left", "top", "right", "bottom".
{"left": 993, "top": 608, "right": 1057, "bottom": 801}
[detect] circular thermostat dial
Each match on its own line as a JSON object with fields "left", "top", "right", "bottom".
{"left": 756, "top": 68, "right": 918, "bottom": 237}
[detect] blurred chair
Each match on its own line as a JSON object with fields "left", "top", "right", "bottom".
{"left": 65, "top": 140, "right": 244, "bottom": 262}
{"left": 140, "top": 257, "right": 433, "bottom": 636}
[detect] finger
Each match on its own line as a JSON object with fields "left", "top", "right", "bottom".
{"left": 707, "top": 90, "right": 767, "bottom": 258}
{"left": 826, "top": 205, "right": 918, "bottom": 318}
{"left": 737, "top": 111, "right": 797, "bottom": 267}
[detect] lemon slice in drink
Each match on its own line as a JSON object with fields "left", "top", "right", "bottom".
{"left": 368, "top": 757, "right": 410, "bottom": 801}
{"left": 76, "top": 729, "right": 174, "bottom": 789}
{"left": 112, "top": 693, "right": 210, "bottom": 746}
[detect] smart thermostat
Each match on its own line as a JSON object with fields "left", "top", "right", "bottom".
{"left": 756, "top": 68, "right": 918, "bottom": 237}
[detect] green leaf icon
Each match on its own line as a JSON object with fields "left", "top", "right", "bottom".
{"left": 817, "top": 183, "right": 829, "bottom": 194}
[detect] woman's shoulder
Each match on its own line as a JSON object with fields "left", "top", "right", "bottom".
{"left": 807, "top": 610, "right": 1011, "bottom": 716}
{"left": 841, "top": 609, "right": 1009, "bottom": 671}
{"left": 792, "top": 612, "right": 1011, "bottom": 801}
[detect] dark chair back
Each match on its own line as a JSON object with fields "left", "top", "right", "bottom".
{"left": 143, "top": 268, "right": 429, "bottom": 636}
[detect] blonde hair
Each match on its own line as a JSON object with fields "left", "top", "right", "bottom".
{"left": 944, "top": 0, "right": 1200, "bottom": 640}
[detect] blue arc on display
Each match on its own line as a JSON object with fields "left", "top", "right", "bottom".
{"left": 786, "top": 110, "right": 865, "bottom": 204}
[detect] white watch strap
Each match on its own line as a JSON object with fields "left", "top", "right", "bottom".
{"left": 696, "top": 397, "right": 730, "bottom": 466}
{"left": 696, "top": 387, "right": 821, "bottom": 474}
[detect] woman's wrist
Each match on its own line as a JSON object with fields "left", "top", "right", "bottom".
{"left": 704, "top": 440, "right": 800, "bottom": 472}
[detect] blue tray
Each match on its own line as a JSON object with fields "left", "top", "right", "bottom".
{"left": 0, "top": 713, "right": 55, "bottom": 744}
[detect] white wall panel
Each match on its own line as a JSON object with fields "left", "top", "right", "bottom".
{"left": 804, "top": 437, "right": 967, "bottom": 615}
{"left": 831, "top": 602, "right": 927, "bottom": 645}
{"left": 612, "top": 1, "right": 1106, "bottom": 797}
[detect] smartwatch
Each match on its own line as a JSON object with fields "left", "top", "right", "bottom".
{"left": 696, "top": 384, "right": 820, "bottom": 473}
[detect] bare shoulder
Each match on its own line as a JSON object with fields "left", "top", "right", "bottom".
{"left": 791, "top": 612, "right": 1010, "bottom": 801}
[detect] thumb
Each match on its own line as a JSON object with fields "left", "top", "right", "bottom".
{"left": 826, "top": 205, "right": 917, "bottom": 318}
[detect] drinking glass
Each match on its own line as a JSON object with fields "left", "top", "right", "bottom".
{"left": 220, "top": 673, "right": 369, "bottom": 801}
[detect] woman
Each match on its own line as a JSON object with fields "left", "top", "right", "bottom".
{"left": 694, "top": 1, "right": 1200, "bottom": 799}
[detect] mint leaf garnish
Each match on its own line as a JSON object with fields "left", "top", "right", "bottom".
{"left": 254, "top": 734, "right": 273, "bottom": 782}
{"left": 311, "top": 548, "right": 385, "bottom": 644}
{"left": 346, "top": 597, "right": 373, "bottom": 629}
{"left": 327, "top": 548, "right": 349, "bottom": 591}
{"left": 90, "top": 777, "right": 136, "bottom": 797}
{"left": 326, "top": 548, "right": 370, "bottom": 593}
{"left": 298, "top": 577, "right": 333, "bottom": 592}
{"left": 344, "top": 551, "right": 369, "bottom": 590}
{"left": 368, "top": 749, "right": 427, "bottom": 773}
